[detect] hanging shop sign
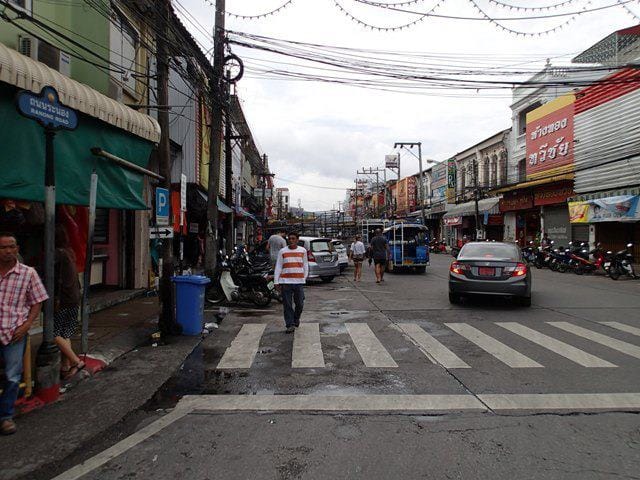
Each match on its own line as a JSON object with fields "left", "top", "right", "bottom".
{"left": 444, "top": 215, "right": 462, "bottom": 226}
{"left": 526, "top": 94, "right": 574, "bottom": 180}
{"left": 568, "top": 195, "right": 640, "bottom": 223}
{"left": 385, "top": 154, "right": 399, "bottom": 169}
{"left": 17, "top": 86, "right": 78, "bottom": 130}
{"left": 499, "top": 190, "right": 533, "bottom": 212}
{"left": 446, "top": 158, "right": 457, "bottom": 202}
{"left": 533, "top": 181, "right": 574, "bottom": 206}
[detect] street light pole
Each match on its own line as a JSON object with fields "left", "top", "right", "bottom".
{"left": 394, "top": 142, "right": 426, "bottom": 226}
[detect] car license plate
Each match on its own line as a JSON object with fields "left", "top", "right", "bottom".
{"left": 267, "top": 281, "right": 274, "bottom": 289}
{"left": 478, "top": 267, "right": 495, "bottom": 276}
{"left": 404, "top": 259, "right": 413, "bottom": 265}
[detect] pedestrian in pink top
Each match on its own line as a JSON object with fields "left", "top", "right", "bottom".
{"left": 0, "top": 232, "right": 48, "bottom": 435}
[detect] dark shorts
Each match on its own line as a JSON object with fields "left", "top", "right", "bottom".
{"left": 374, "top": 258, "right": 387, "bottom": 266}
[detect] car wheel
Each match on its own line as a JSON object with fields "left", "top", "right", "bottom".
{"left": 449, "top": 292, "right": 461, "bottom": 304}
{"left": 518, "top": 296, "right": 531, "bottom": 307}
{"left": 320, "top": 276, "right": 334, "bottom": 283}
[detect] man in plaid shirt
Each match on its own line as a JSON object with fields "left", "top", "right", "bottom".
{"left": 0, "top": 232, "right": 48, "bottom": 435}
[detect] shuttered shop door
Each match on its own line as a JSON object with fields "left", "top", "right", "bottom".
{"left": 571, "top": 224, "right": 589, "bottom": 244}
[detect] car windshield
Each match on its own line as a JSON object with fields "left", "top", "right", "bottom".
{"left": 311, "top": 240, "right": 332, "bottom": 252}
{"left": 459, "top": 243, "right": 519, "bottom": 261}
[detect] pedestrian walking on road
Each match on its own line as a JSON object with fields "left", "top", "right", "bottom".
{"left": 274, "top": 232, "right": 308, "bottom": 333}
{"left": 369, "top": 229, "right": 390, "bottom": 284}
{"left": 0, "top": 232, "right": 48, "bottom": 435}
{"left": 267, "top": 229, "right": 287, "bottom": 267}
{"left": 350, "top": 235, "right": 366, "bottom": 282}
{"left": 54, "top": 226, "right": 84, "bottom": 381}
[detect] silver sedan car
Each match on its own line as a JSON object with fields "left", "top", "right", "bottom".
{"left": 448, "top": 242, "right": 532, "bottom": 307}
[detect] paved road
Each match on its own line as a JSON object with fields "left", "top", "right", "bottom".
{"left": 52, "top": 255, "right": 640, "bottom": 480}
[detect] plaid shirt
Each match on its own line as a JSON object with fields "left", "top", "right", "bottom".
{"left": 0, "top": 262, "right": 49, "bottom": 345}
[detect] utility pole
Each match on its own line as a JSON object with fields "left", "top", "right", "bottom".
{"left": 354, "top": 181, "right": 358, "bottom": 223}
{"left": 224, "top": 87, "right": 233, "bottom": 254}
{"left": 394, "top": 142, "right": 426, "bottom": 227}
{"left": 204, "top": 0, "right": 225, "bottom": 277}
{"left": 156, "top": 0, "right": 178, "bottom": 335}
{"left": 358, "top": 167, "right": 385, "bottom": 217}
{"left": 473, "top": 159, "right": 482, "bottom": 240}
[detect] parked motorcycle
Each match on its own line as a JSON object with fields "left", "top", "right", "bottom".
{"left": 521, "top": 241, "right": 537, "bottom": 264}
{"left": 534, "top": 242, "right": 553, "bottom": 269}
{"left": 608, "top": 243, "right": 637, "bottom": 280}
{"left": 206, "top": 248, "right": 276, "bottom": 306}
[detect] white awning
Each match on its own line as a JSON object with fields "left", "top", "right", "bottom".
{"left": 443, "top": 197, "right": 501, "bottom": 218}
{"left": 0, "top": 42, "right": 160, "bottom": 143}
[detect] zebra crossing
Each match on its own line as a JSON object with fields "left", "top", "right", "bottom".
{"left": 215, "top": 320, "right": 640, "bottom": 370}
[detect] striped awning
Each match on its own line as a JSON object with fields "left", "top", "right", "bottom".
{"left": 0, "top": 42, "right": 160, "bottom": 142}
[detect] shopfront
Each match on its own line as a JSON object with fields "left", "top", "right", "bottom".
{"left": 443, "top": 197, "right": 501, "bottom": 243}
{"left": 569, "top": 190, "right": 640, "bottom": 261}
{"left": 0, "top": 42, "right": 160, "bottom": 289}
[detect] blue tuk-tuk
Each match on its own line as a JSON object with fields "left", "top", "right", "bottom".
{"left": 383, "top": 223, "right": 430, "bottom": 273}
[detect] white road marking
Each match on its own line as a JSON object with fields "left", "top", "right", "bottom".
{"left": 51, "top": 406, "right": 192, "bottom": 480}
{"left": 549, "top": 322, "right": 640, "bottom": 360}
{"left": 497, "top": 323, "right": 617, "bottom": 368}
{"left": 216, "top": 323, "right": 267, "bottom": 369}
{"left": 480, "top": 393, "right": 640, "bottom": 411}
{"left": 445, "top": 323, "right": 542, "bottom": 368}
{"left": 184, "top": 394, "right": 485, "bottom": 412}
{"left": 600, "top": 322, "right": 640, "bottom": 337}
{"left": 397, "top": 323, "right": 470, "bottom": 368}
{"left": 346, "top": 323, "right": 398, "bottom": 368}
{"left": 292, "top": 323, "right": 325, "bottom": 368}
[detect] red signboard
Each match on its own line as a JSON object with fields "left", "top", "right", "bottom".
{"left": 533, "top": 181, "right": 574, "bottom": 206}
{"left": 499, "top": 190, "right": 533, "bottom": 212}
{"left": 486, "top": 214, "right": 504, "bottom": 226}
{"left": 526, "top": 99, "right": 574, "bottom": 178}
{"left": 444, "top": 216, "right": 462, "bottom": 226}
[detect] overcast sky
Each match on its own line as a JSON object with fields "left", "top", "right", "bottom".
{"left": 178, "top": 0, "right": 634, "bottom": 211}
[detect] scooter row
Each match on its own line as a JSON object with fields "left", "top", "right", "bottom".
{"left": 206, "top": 246, "right": 282, "bottom": 307}
{"left": 522, "top": 241, "right": 637, "bottom": 280}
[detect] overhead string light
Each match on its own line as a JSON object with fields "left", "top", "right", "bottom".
{"left": 615, "top": 0, "right": 640, "bottom": 20}
{"left": 486, "top": 0, "right": 579, "bottom": 11}
{"left": 210, "top": 0, "right": 296, "bottom": 20}
{"left": 333, "top": 0, "right": 442, "bottom": 31}
{"left": 467, "top": 0, "right": 592, "bottom": 36}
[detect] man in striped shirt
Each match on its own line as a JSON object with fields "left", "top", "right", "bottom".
{"left": 0, "top": 232, "right": 49, "bottom": 435}
{"left": 274, "top": 232, "right": 309, "bottom": 333}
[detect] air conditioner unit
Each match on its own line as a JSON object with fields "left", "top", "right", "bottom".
{"left": 17, "top": 35, "right": 71, "bottom": 77}
{"left": 18, "top": 35, "right": 38, "bottom": 59}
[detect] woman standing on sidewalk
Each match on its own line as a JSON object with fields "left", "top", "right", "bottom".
{"left": 350, "top": 235, "right": 366, "bottom": 282}
{"left": 54, "top": 226, "right": 84, "bottom": 380}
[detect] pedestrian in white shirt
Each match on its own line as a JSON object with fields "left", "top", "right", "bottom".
{"left": 350, "top": 235, "right": 366, "bottom": 282}
{"left": 274, "top": 232, "right": 309, "bottom": 333}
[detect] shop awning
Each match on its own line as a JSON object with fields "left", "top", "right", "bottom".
{"left": 195, "top": 190, "right": 233, "bottom": 214}
{"left": 0, "top": 43, "right": 160, "bottom": 142}
{"left": 443, "top": 197, "right": 501, "bottom": 218}
{"left": 235, "top": 206, "right": 262, "bottom": 226}
{"left": 218, "top": 198, "right": 233, "bottom": 213}
{"left": 0, "top": 43, "right": 161, "bottom": 209}
{"left": 492, "top": 173, "right": 574, "bottom": 194}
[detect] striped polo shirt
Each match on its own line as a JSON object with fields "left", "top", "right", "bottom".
{"left": 274, "top": 246, "right": 309, "bottom": 285}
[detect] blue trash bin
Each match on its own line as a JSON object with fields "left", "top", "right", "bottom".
{"left": 171, "top": 275, "right": 211, "bottom": 336}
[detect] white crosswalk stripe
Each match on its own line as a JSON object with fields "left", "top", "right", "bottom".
{"left": 345, "top": 323, "right": 398, "bottom": 368}
{"left": 445, "top": 323, "right": 543, "bottom": 368}
{"left": 549, "top": 322, "right": 640, "bottom": 360}
{"left": 217, "top": 323, "right": 267, "bottom": 369}
{"left": 397, "top": 323, "right": 470, "bottom": 368}
{"left": 600, "top": 322, "right": 640, "bottom": 338}
{"left": 292, "top": 323, "right": 325, "bottom": 368}
{"left": 497, "top": 322, "right": 617, "bottom": 368}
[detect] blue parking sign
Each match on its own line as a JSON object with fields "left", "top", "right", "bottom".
{"left": 156, "top": 187, "right": 170, "bottom": 226}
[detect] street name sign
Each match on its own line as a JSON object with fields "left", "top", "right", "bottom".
{"left": 17, "top": 86, "right": 78, "bottom": 130}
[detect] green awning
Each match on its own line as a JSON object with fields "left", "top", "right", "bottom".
{"left": 0, "top": 83, "right": 154, "bottom": 210}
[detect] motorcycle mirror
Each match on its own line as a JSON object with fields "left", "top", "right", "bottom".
{"left": 627, "top": 243, "right": 633, "bottom": 248}
{"left": 550, "top": 240, "right": 555, "bottom": 244}
{"left": 597, "top": 242, "right": 601, "bottom": 247}
{"left": 607, "top": 251, "right": 612, "bottom": 254}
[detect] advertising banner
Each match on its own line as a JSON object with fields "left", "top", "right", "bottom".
{"left": 385, "top": 154, "right": 399, "bottom": 169}
{"left": 569, "top": 195, "right": 640, "bottom": 223}
{"left": 526, "top": 94, "right": 574, "bottom": 180}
